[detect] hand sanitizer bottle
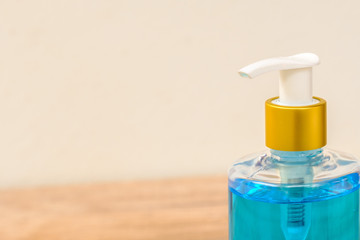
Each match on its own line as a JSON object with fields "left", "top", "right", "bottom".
{"left": 229, "top": 53, "right": 360, "bottom": 240}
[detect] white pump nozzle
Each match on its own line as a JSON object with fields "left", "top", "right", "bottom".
{"left": 238, "top": 53, "right": 320, "bottom": 106}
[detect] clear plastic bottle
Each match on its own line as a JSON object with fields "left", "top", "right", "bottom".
{"left": 228, "top": 148, "right": 360, "bottom": 240}
{"left": 231, "top": 53, "right": 360, "bottom": 240}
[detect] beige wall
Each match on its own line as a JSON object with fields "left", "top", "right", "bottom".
{"left": 1, "top": 0, "right": 360, "bottom": 187}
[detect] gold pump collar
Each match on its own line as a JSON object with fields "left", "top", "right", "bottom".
{"left": 265, "top": 97, "right": 326, "bottom": 151}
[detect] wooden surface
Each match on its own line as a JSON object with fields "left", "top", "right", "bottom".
{"left": 0, "top": 176, "right": 228, "bottom": 240}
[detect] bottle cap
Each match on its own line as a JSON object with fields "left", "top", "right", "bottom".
{"left": 239, "top": 53, "right": 326, "bottom": 151}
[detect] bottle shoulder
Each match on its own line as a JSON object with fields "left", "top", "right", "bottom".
{"left": 228, "top": 148, "right": 360, "bottom": 184}
{"left": 228, "top": 148, "right": 360, "bottom": 203}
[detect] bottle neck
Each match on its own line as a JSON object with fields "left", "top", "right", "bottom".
{"left": 270, "top": 148, "right": 324, "bottom": 185}
{"left": 270, "top": 148, "right": 324, "bottom": 165}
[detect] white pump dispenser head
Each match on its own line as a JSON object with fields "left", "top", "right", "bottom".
{"left": 238, "top": 53, "right": 320, "bottom": 106}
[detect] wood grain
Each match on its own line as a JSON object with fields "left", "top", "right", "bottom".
{"left": 0, "top": 176, "right": 228, "bottom": 240}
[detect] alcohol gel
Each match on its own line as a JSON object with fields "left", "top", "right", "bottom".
{"left": 229, "top": 53, "right": 360, "bottom": 240}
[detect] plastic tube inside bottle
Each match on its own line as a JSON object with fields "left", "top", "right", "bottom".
{"left": 279, "top": 160, "right": 314, "bottom": 240}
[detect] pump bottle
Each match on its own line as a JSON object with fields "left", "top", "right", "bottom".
{"left": 229, "top": 53, "right": 360, "bottom": 240}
